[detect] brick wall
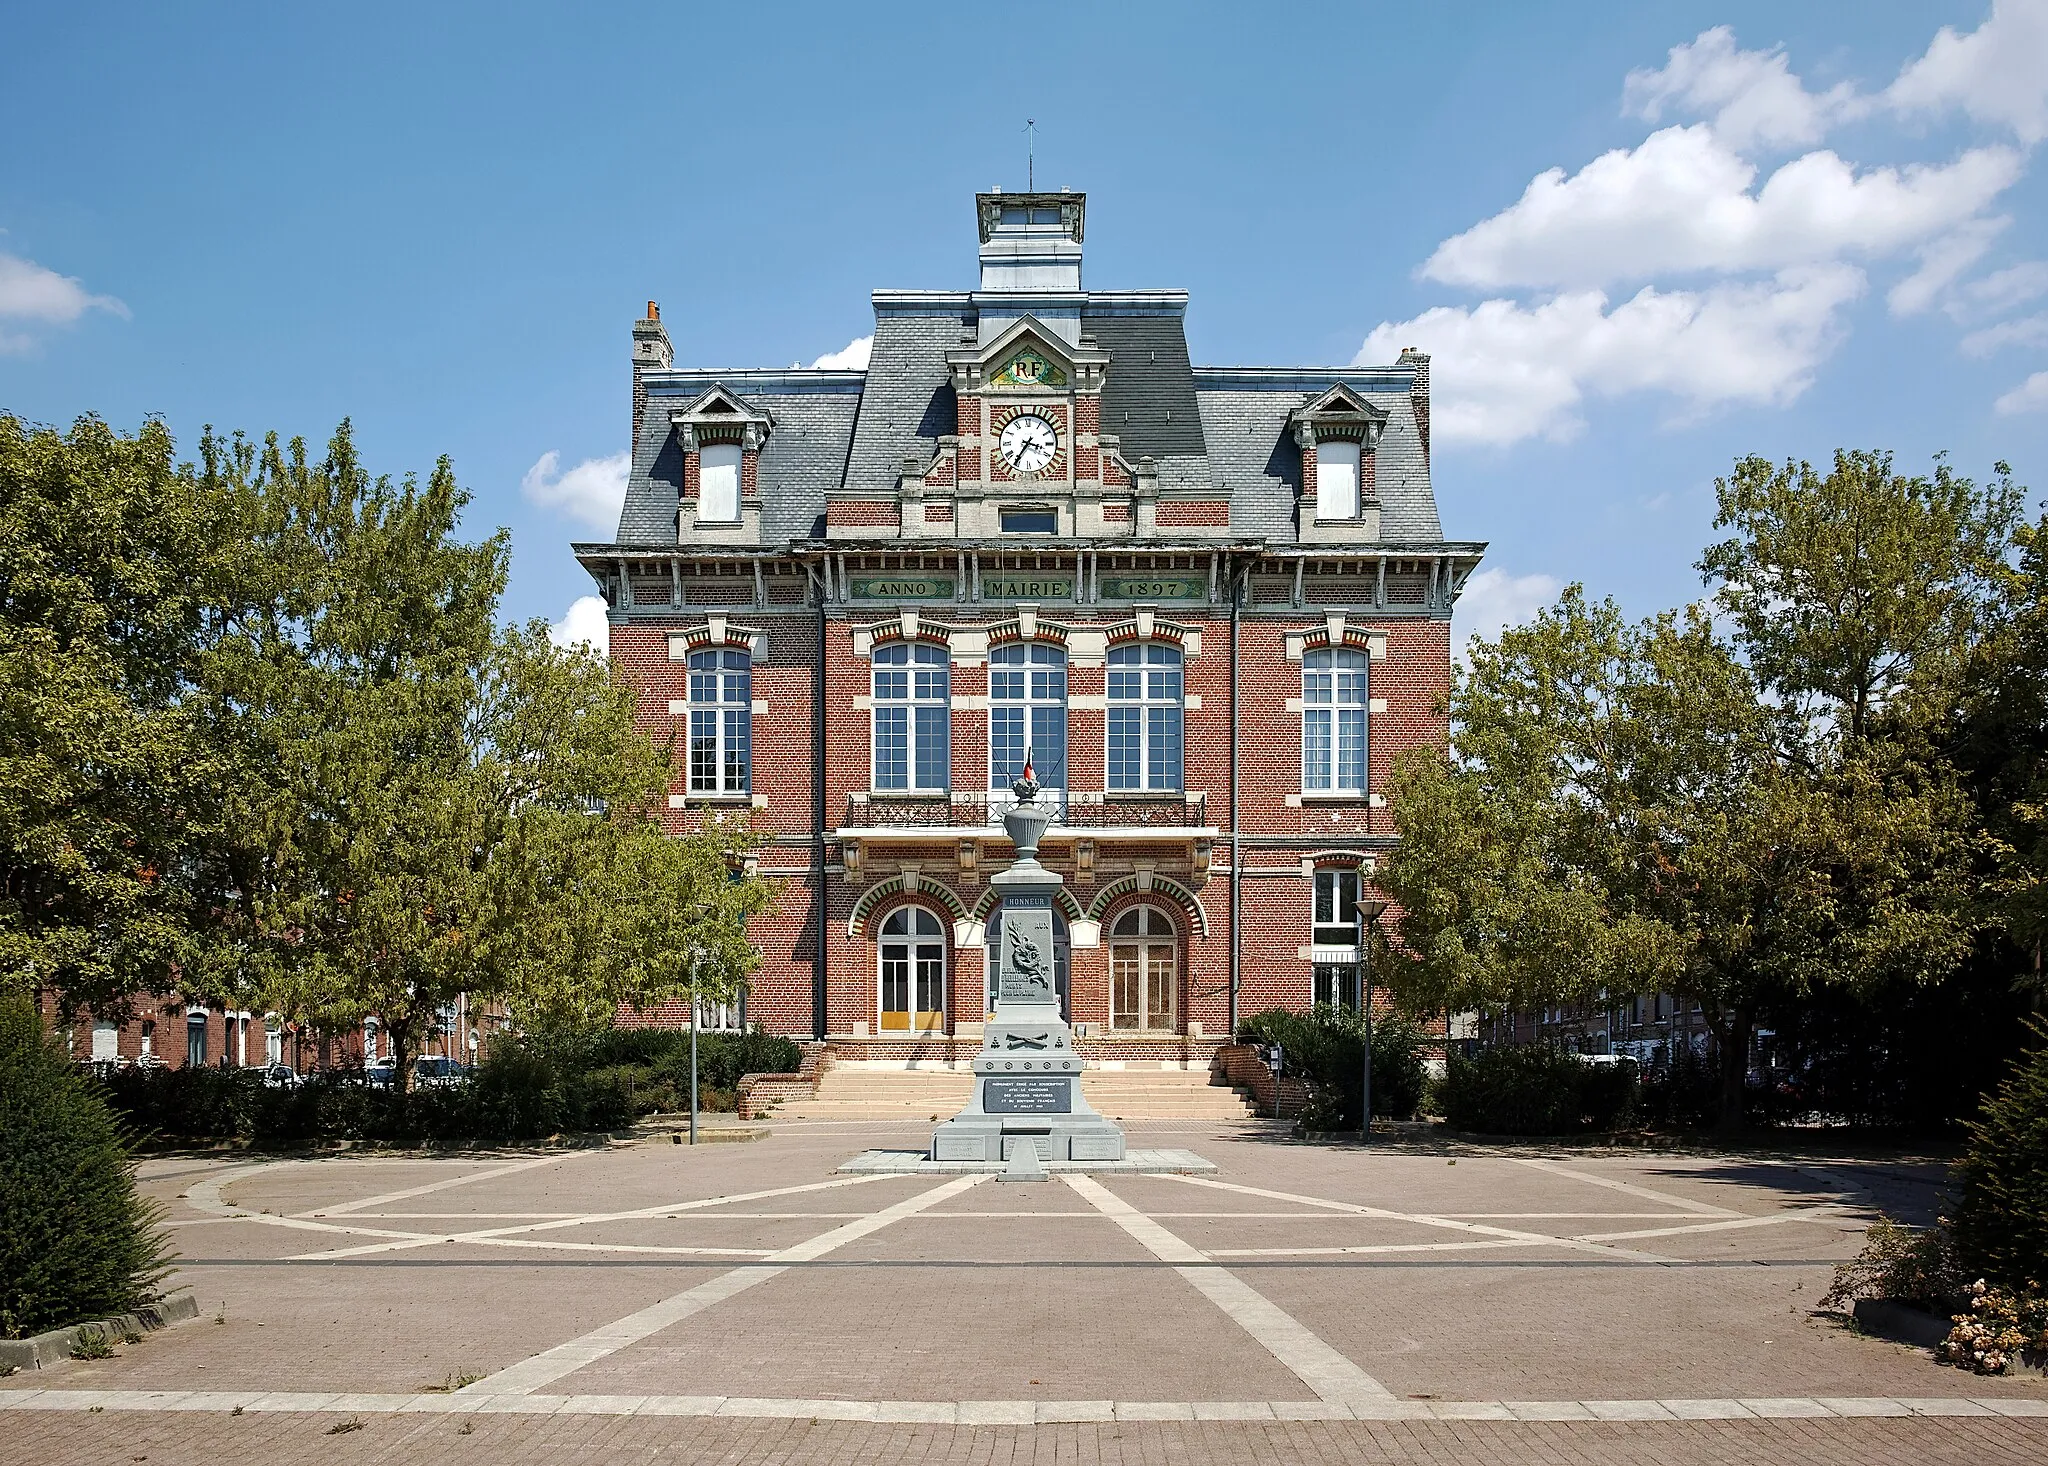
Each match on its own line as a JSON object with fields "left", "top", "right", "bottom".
{"left": 607, "top": 590, "right": 1452, "bottom": 1047}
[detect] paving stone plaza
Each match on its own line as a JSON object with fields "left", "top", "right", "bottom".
{"left": 5, "top": 1121, "right": 2045, "bottom": 1463}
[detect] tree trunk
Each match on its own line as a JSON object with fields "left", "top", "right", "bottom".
{"left": 1715, "top": 1007, "right": 1751, "bottom": 1134}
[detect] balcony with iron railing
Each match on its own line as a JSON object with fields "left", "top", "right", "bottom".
{"left": 840, "top": 789, "right": 1208, "bottom": 834}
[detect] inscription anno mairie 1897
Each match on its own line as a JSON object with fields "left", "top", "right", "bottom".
{"left": 983, "top": 575, "right": 1073, "bottom": 600}
{"left": 850, "top": 576, "right": 955, "bottom": 600}
{"left": 1099, "top": 575, "right": 1205, "bottom": 600}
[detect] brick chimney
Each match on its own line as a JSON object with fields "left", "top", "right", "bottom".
{"left": 1397, "top": 346, "right": 1430, "bottom": 462}
{"left": 631, "top": 301, "right": 673, "bottom": 450}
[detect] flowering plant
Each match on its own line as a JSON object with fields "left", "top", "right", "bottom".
{"left": 1936, "top": 1280, "right": 2048, "bottom": 1376}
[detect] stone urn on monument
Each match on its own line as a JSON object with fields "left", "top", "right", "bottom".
{"left": 930, "top": 756, "right": 1126, "bottom": 1166}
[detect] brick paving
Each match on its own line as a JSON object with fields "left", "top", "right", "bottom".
{"left": 5, "top": 1121, "right": 2043, "bottom": 1464}
{"left": 7, "top": 1410, "right": 2048, "bottom": 1466}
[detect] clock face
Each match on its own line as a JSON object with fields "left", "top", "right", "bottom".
{"left": 998, "top": 414, "right": 1058, "bottom": 475}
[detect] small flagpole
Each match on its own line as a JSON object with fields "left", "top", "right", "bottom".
{"left": 1026, "top": 119, "right": 1036, "bottom": 191}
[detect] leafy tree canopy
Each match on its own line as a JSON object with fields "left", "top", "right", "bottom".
{"left": 2, "top": 415, "right": 770, "bottom": 1085}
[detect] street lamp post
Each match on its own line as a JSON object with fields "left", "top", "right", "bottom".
{"left": 1358, "top": 898, "right": 1388, "bottom": 1142}
{"left": 688, "top": 950, "right": 700, "bottom": 1146}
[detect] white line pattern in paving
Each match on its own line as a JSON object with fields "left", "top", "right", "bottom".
{"left": 460, "top": 1175, "right": 985, "bottom": 1396}
{"left": 1064, "top": 1174, "right": 1395, "bottom": 1404}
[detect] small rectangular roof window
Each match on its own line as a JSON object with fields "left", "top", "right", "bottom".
{"left": 1000, "top": 508, "right": 1058, "bottom": 535}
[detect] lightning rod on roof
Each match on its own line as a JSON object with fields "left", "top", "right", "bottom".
{"left": 1025, "top": 118, "right": 1036, "bottom": 192}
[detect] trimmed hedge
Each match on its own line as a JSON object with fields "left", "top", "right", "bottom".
{"left": 1950, "top": 1018, "right": 2048, "bottom": 1293}
{"left": 1238, "top": 1006, "right": 1429, "bottom": 1131}
{"left": 97, "top": 1028, "right": 802, "bottom": 1148}
{"left": 1, "top": 997, "right": 171, "bottom": 1338}
{"left": 1439, "top": 1045, "right": 1637, "bottom": 1135}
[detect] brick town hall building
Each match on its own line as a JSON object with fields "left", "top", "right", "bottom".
{"left": 581, "top": 192, "right": 1485, "bottom": 1068}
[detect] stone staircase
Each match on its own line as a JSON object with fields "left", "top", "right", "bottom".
{"left": 766, "top": 1064, "right": 1258, "bottom": 1121}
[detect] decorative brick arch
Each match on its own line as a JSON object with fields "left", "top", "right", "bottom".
{"left": 1298, "top": 626, "right": 1375, "bottom": 654}
{"left": 847, "top": 876, "right": 968, "bottom": 939}
{"left": 1086, "top": 874, "right": 1209, "bottom": 937}
{"left": 1102, "top": 615, "right": 1193, "bottom": 649}
{"left": 969, "top": 884, "right": 1084, "bottom": 923}
{"left": 983, "top": 615, "right": 1070, "bottom": 649}
{"left": 666, "top": 615, "right": 767, "bottom": 658}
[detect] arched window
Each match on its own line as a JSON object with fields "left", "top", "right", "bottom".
{"left": 1107, "top": 643, "right": 1183, "bottom": 791}
{"left": 699, "top": 441, "right": 742, "bottom": 523}
{"left": 1302, "top": 647, "right": 1368, "bottom": 795}
{"left": 987, "top": 908, "right": 1070, "bottom": 1020}
{"left": 873, "top": 642, "right": 949, "bottom": 791}
{"left": 688, "top": 647, "right": 752, "bottom": 794}
{"left": 990, "top": 642, "right": 1065, "bottom": 809}
{"left": 878, "top": 906, "right": 947, "bottom": 1032}
{"left": 1109, "top": 905, "right": 1178, "bottom": 1032}
{"left": 186, "top": 1010, "right": 209, "bottom": 1068}
{"left": 1317, "top": 438, "right": 1361, "bottom": 521}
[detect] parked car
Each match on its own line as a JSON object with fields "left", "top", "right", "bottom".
{"left": 364, "top": 1057, "right": 398, "bottom": 1087}
{"left": 258, "top": 1063, "right": 301, "bottom": 1088}
{"left": 412, "top": 1056, "right": 470, "bottom": 1088}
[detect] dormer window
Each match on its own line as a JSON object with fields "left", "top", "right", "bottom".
{"left": 700, "top": 442, "right": 741, "bottom": 523}
{"left": 1291, "top": 385, "right": 1389, "bottom": 533}
{"left": 1317, "top": 439, "right": 1361, "bottom": 521}
{"left": 1000, "top": 508, "right": 1057, "bottom": 535}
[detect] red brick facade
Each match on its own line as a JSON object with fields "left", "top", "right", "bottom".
{"left": 585, "top": 193, "right": 1483, "bottom": 1064}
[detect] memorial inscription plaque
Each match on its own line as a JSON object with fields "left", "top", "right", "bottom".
{"left": 981, "top": 1076, "right": 1073, "bottom": 1114}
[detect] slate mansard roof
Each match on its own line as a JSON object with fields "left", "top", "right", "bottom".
{"left": 608, "top": 291, "right": 1447, "bottom": 549}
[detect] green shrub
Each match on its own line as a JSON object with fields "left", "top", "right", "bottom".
{"left": 0, "top": 997, "right": 172, "bottom": 1338}
{"left": 1820, "top": 1214, "right": 1961, "bottom": 1311}
{"left": 1238, "top": 1007, "right": 1429, "bottom": 1130}
{"left": 1439, "top": 1045, "right": 1638, "bottom": 1135}
{"left": 1950, "top": 1018, "right": 2048, "bottom": 1294}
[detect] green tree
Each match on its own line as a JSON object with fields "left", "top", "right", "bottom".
{"left": 1385, "top": 451, "right": 2007, "bottom": 1128}
{"left": 0, "top": 994, "right": 172, "bottom": 1337}
{"left": 194, "top": 424, "right": 769, "bottom": 1088}
{"left": 1950, "top": 497, "right": 2048, "bottom": 994}
{"left": 0, "top": 415, "right": 246, "bottom": 1018}
{"left": 4, "top": 414, "right": 770, "bottom": 1087}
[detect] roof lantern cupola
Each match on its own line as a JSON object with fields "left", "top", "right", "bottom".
{"left": 974, "top": 190, "right": 1086, "bottom": 349}
{"left": 976, "top": 190, "right": 1084, "bottom": 292}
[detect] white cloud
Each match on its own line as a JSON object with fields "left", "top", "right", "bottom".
{"left": 1421, "top": 126, "right": 2022, "bottom": 291}
{"left": 0, "top": 249, "right": 127, "bottom": 353}
{"left": 1954, "top": 260, "right": 2048, "bottom": 318}
{"left": 1623, "top": 26, "right": 1864, "bottom": 150}
{"left": 1358, "top": 265, "right": 1864, "bottom": 447}
{"left": 810, "top": 335, "right": 873, "bottom": 370}
{"left": 520, "top": 449, "right": 629, "bottom": 533}
{"left": 1961, "top": 312, "right": 2048, "bottom": 355}
{"left": 1888, "top": 0, "right": 2048, "bottom": 146}
{"left": 548, "top": 595, "right": 610, "bottom": 656}
{"left": 1995, "top": 370, "right": 2048, "bottom": 413}
{"left": 1888, "top": 216, "right": 2008, "bottom": 315}
{"left": 1455, "top": 569, "right": 1563, "bottom": 665}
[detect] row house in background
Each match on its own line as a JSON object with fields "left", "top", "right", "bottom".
{"left": 39, "top": 992, "right": 498, "bottom": 1077}
{"left": 581, "top": 191, "right": 1485, "bottom": 1068}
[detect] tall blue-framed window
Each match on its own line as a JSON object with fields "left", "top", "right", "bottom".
{"left": 873, "top": 642, "right": 950, "bottom": 791}
{"left": 1302, "top": 646, "right": 1368, "bottom": 794}
{"left": 989, "top": 642, "right": 1065, "bottom": 803}
{"left": 1107, "top": 643, "right": 1183, "bottom": 790}
{"left": 687, "top": 648, "right": 751, "bottom": 794}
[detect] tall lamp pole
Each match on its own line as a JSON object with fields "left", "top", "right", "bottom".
{"left": 1358, "top": 898, "right": 1389, "bottom": 1142}
{"left": 688, "top": 948, "right": 701, "bottom": 1147}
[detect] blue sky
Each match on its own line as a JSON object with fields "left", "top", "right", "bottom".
{"left": 4, "top": 2, "right": 2045, "bottom": 652}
